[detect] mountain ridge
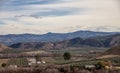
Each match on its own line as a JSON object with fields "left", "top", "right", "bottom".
{"left": 0, "top": 30, "right": 119, "bottom": 45}
{"left": 9, "top": 34, "right": 120, "bottom": 50}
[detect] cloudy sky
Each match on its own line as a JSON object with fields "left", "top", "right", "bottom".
{"left": 0, "top": 0, "right": 120, "bottom": 34}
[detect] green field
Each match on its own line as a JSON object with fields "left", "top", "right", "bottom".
{"left": 46, "top": 47, "right": 108, "bottom": 54}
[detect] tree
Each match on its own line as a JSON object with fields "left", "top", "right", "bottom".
{"left": 1, "top": 63, "right": 6, "bottom": 67}
{"left": 63, "top": 52, "right": 71, "bottom": 60}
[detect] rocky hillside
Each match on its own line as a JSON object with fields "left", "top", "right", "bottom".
{"left": 10, "top": 34, "right": 120, "bottom": 50}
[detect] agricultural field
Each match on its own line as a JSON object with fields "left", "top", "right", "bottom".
{"left": 42, "top": 57, "right": 56, "bottom": 63}
{"left": 0, "top": 47, "right": 119, "bottom": 71}
{"left": 0, "top": 47, "right": 109, "bottom": 68}
{"left": 101, "top": 57, "right": 120, "bottom": 66}
{"left": 7, "top": 58, "right": 28, "bottom": 67}
{"left": 0, "top": 49, "right": 34, "bottom": 54}
{"left": 54, "top": 56, "right": 120, "bottom": 67}
{"left": 46, "top": 47, "right": 108, "bottom": 55}
{"left": 22, "top": 50, "right": 51, "bottom": 55}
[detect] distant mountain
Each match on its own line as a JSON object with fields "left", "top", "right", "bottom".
{"left": 10, "top": 34, "right": 120, "bottom": 50}
{"left": 0, "top": 30, "right": 119, "bottom": 45}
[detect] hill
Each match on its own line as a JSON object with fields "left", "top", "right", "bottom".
{"left": 0, "top": 30, "right": 118, "bottom": 45}
{"left": 0, "top": 44, "right": 10, "bottom": 51}
{"left": 10, "top": 34, "right": 120, "bottom": 49}
{"left": 103, "top": 45, "right": 120, "bottom": 55}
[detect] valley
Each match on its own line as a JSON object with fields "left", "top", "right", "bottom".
{"left": 0, "top": 31, "right": 120, "bottom": 73}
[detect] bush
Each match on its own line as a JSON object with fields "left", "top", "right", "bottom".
{"left": 95, "top": 61, "right": 106, "bottom": 69}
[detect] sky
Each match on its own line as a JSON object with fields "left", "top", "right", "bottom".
{"left": 0, "top": 0, "right": 120, "bottom": 34}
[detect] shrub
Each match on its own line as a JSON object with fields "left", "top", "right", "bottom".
{"left": 95, "top": 61, "right": 106, "bottom": 69}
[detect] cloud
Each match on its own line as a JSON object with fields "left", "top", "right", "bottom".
{"left": 0, "top": 22, "right": 5, "bottom": 25}
{"left": 0, "top": 0, "right": 6, "bottom": 4}
{"left": 9, "top": 0, "right": 62, "bottom": 5}
{"left": 117, "top": 0, "right": 120, "bottom": 10}
{"left": 14, "top": 7, "right": 82, "bottom": 19}
{"left": 15, "top": 14, "right": 42, "bottom": 19}
{"left": 0, "top": 0, "right": 120, "bottom": 34}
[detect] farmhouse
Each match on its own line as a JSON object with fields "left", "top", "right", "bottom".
{"left": 85, "top": 65, "right": 96, "bottom": 69}
{"left": 27, "top": 58, "right": 46, "bottom": 66}
{"left": 9, "top": 65, "right": 18, "bottom": 68}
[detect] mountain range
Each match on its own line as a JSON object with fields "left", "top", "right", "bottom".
{"left": 10, "top": 34, "right": 120, "bottom": 50}
{"left": 0, "top": 30, "right": 119, "bottom": 45}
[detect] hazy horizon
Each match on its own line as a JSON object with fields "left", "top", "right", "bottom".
{"left": 0, "top": 30, "right": 119, "bottom": 35}
{"left": 0, "top": 0, "right": 120, "bottom": 34}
